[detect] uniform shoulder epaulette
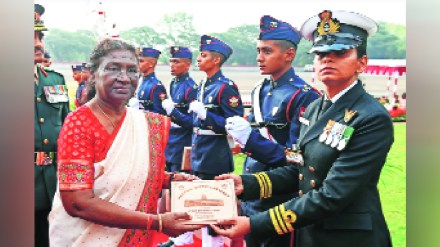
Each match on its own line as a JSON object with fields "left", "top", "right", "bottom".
{"left": 39, "top": 65, "right": 64, "bottom": 78}
{"left": 41, "top": 66, "right": 54, "bottom": 72}
{"left": 218, "top": 76, "right": 231, "bottom": 85}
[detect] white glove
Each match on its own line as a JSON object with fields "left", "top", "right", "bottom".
{"left": 225, "top": 116, "right": 252, "bottom": 147}
{"left": 162, "top": 99, "right": 175, "bottom": 115}
{"left": 128, "top": 97, "right": 141, "bottom": 109}
{"left": 188, "top": 101, "right": 207, "bottom": 120}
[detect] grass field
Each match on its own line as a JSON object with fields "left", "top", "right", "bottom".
{"left": 232, "top": 123, "right": 406, "bottom": 247}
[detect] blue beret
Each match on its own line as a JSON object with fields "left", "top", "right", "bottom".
{"left": 71, "top": 65, "right": 82, "bottom": 72}
{"left": 140, "top": 47, "right": 161, "bottom": 58}
{"left": 44, "top": 51, "right": 51, "bottom": 59}
{"left": 300, "top": 10, "right": 378, "bottom": 53}
{"left": 200, "top": 35, "right": 233, "bottom": 60}
{"left": 259, "top": 15, "right": 301, "bottom": 46}
{"left": 170, "top": 46, "right": 192, "bottom": 60}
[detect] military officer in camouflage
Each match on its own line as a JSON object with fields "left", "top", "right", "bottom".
{"left": 225, "top": 15, "right": 321, "bottom": 247}
{"left": 212, "top": 10, "right": 394, "bottom": 247}
{"left": 129, "top": 47, "right": 167, "bottom": 114}
{"left": 34, "top": 4, "right": 70, "bottom": 247}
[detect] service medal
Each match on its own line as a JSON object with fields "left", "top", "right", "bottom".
{"left": 337, "top": 126, "right": 355, "bottom": 150}
{"left": 326, "top": 122, "right": 340, "bottom": 145}
{"left": 325, "top": 133, "right": 333, "bottom": 145}
{"left": 319, "top": 120, "right": 335, "bottom": 143}
{"left": 319, "top": 132, "right": 328, "bottom": 142}
{"left": 331, "top": 135, "right": 340, "bottom": 148}
{"left": 331, "top": 124, "right": 345, "bottom": 148}
{"left": 337, "top": 139, "right": 346, "bottom": 150}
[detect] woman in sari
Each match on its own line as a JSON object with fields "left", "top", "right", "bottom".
{"left": 49, "top": 38, "right": 201, "bottom": 246}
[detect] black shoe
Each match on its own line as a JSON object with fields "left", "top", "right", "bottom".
{"left": 157, "top": 240, "right": 175, "bottom": 247}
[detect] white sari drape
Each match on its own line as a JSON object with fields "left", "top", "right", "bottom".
{"left": 49, "top": 108, "right": 150, "bottom": 247}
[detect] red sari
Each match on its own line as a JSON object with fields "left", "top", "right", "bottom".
{"left": 49, "top": 106, "right": 170, "bottom": 246}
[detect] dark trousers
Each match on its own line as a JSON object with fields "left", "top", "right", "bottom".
{"left": 35, "top": 209, "right": 51, "bottom": 247}
{"left": 166, "top": 162, "right": 181, "bottom": 173}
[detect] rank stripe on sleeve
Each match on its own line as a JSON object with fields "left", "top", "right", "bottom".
{"left": 274, "top": 206, "right": 289, "bottom": 234}
{"left": 260, "top": 172, "right": 272, "bottom": 198}
{"left": 279, "top": 204, "right": 295, "bottom": 232}
{"left": 269, "top": 208, "right": 284, "bottom": 235}
{"left": 254, "top": 173, "right": 265, "bottom": 199}
{"left": 254, "top": 172, "right": 272, "bottom": 199}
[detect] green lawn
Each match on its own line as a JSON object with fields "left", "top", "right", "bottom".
{"left": 233, "top": 123, "right": 406, "bottom": 247}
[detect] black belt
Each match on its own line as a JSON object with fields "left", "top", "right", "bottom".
{"left": 249, "top": 122, "right": 289, "bottom": 129}
{"left": 34, "top": 151, "right": 56, "bottom": 166}
{"left": 175, "top": 103, "right": 188, "bottom": 108}
{"left": 139, "top": 100, "right": 153, "bottom": 105}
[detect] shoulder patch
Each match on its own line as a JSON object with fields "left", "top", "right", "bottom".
{"left": 228, "top": 96, "right": 240, "bottom": 108}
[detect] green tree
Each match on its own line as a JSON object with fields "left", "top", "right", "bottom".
{"left": 45, "top": 29, "right": 96, "bottom": 62}
{"left": 209, "top": 25, "right": 259, "bottom": 65}
{"left": 120, "top": 26, "right": 165, "bottom": 48}
{"left": 45, "top": 19, "right": 405, "bottom": 65}
{"left": 294, "top": 40, "right": 314, "bottom": 67}
{"left": 157, "top": 12, "right": 199, "bottom": 64}
{"left": 368, "top": 21, "right": 406, "bottom": 59}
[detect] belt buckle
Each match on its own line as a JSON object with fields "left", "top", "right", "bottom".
{"left": 35, "top": 152, "right": 54, "bottom": 166}
{"left": 194, "top": 128, "right": 200, "bottom": 135}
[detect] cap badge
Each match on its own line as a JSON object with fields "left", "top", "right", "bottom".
{"left": 174, "top": 47, "right": 179, "bottom": 51}
{"left": 317, "top": 10, "right": 340, "bottom": 36}
{"left": 270, "top": 21, "right": 278, "bottom": 28}
{"left": 206, "top": 39, "right": 212, "bottom": 44}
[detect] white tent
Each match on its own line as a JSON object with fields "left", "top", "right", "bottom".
{"left": 364, "top": 59, "right": 406, "bottom": 103}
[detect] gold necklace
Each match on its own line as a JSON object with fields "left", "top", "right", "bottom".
{"left": 96, "top": 102, "right": 116, "bottom": 128}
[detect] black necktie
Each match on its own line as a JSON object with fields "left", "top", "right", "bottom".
{"left": 320, "top": 100, "right": 332, "bottom": 117}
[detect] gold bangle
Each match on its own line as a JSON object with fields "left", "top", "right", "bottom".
{"left": 158, "top": 214, "right": 163, "bottom": 232}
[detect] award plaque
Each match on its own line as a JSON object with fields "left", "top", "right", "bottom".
{"left": 171, "top": 179, "right": 238, "bottom": 224}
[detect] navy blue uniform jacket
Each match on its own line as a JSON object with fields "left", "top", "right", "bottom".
{"left": 191, "top": 70, "right": 244, "bottom": 174}
{"left": 166, "top": 73, "right": 198, "bottom": 164}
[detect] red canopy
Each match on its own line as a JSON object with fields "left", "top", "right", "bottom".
{"left": 363, "top": 59, "right": 406, "bottom": 76}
